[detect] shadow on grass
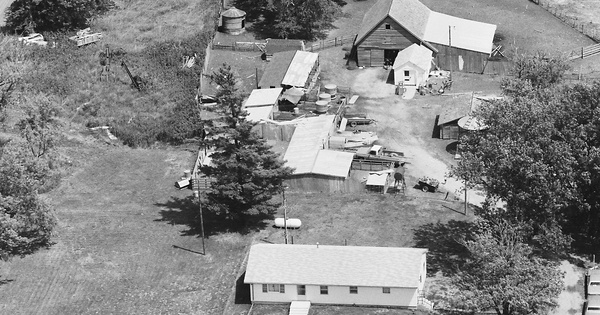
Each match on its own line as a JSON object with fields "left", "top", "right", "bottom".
{"left": 155, "top": 195, "right": 272, "bottom": 237}
{"left": 413, "top": 220, "right": 478, "bottom": 276}
{"left": 235, "top": 272, "right": 251, "bottom": 305}
{"left": 0, "top": 278, "right": 14, "bottom": 286}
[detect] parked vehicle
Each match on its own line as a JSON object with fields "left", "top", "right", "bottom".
{"left": 589, "top": 269, "right": 600, "bottom": 296}
{"left": 587, "top": 295, "right": 600, "bottom": 315}
{"left": 418, "top": 177, "right": 440, "bottom": 192}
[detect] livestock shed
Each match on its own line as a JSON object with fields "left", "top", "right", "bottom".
{"left": 243, "top": 88, "right": 283, "bottom": 123}
{"left": 393, "top": 43, "right": 432, "bottom": 86}
{"left": 244, "top": 244, "right": 428, "bottom": 308}
{"left": 283, "top": 115, "right": 358, "bottom": 193}
{"left": 437, "top": 93, "right": 493, "bottom": 139}
{"left": 353, "top": 0, "right": 496, "bottom": 73}
{"left": 258, "top": 51, "right": 320, "bottom": 91}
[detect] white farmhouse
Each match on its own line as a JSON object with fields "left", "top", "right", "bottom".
{"left": 244, "top": 243, "right": 428, "bottom": 308}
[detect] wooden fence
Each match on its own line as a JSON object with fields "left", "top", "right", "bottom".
{"left": 306, "top": 35, "right": 356, "bottom": 52}
{"left": 533, "top": 0, "right": 600, "bottom": 42}
{"left": 211, "top": 41, "right": 266, "bottom": 52}
{"left": 567, "top": 43, "right": 600, "bottom": 60}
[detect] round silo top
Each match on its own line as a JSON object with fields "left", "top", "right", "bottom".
{"left": 222, "top": 6, "right": 246, "bottom": 18}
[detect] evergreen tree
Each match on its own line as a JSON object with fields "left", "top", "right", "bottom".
{"left": 201, "top": 64, "right": 293, "bottom": 226}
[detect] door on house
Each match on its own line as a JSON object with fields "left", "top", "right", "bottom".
{"left": 403, "top": 70, "right": 416, "bottom": 85}
{"left": 297, "top": 285, "right": 307, "bottom": 300}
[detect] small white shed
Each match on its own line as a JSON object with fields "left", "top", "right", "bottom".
{"left": 393, "top": 43, "right": 433, "bottom": 86}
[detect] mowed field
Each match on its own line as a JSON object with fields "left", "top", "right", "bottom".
{"left": 0, "top": 144, "right": 250, "bottom": 315}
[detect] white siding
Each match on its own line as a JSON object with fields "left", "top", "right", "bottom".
{"left": 251, "top": 283, "right": 418, "bottom": 307}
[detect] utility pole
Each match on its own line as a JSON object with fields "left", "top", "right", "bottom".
{"left": 464, "top": 180, "right": 468, "bottom": 216}
{"left": 193, "top": 189, "right": 206, "bottom": 254}
{"left": 283, "top": 186, "right": 289, "bottom": 244}
{"left": 448, "top": 25, "right": 453, "bottom": 80}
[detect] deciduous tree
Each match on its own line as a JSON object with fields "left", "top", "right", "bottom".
{"left": 443, "top": 219, "right": 563, "bottom": 315}
{"left": 4, "top": 0, "right": 116, "bottom": 33}
{"left": 271, "top": 0, "right": 342, "bottom": 40}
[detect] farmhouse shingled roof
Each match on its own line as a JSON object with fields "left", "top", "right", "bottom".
{"left": 244, "top": 244, "right": 427, "bottom": 288}
{"left": 265, "top": 38, "right": 305, "bottom": 54}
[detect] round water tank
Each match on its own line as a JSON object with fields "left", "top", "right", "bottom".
{"left": 318, "top": 93, "right": 331, "bottom": 103}
{"left": 315, "top": 100, "right": 328, "bottom": 113}
{"left": 324, "top": 84, "right": 337, "bottom": 96}
{"left": 221, "top": 7, "right": 246, "bottom": 35}
{"left": 183, "top": 170, "right": 191, "bottom": 178}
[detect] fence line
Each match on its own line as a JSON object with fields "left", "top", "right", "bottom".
{"left": 306, "top": 34, "right": 356, "bottom": 52}
{"left": 567, "top": 43, "right": 600, "bottom": 60}
{"left": 533, "top": 0, "right": 600, "bottom": 42}
{"left": 211, "top": 41, "right": 266, "bottom": 52}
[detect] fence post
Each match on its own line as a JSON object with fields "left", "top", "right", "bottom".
{"left": 582, "top": 46, "right": 584, "bottom": 59}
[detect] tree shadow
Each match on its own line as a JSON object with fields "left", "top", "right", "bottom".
{"left": 413, "top": 220, "right": 478, "bottom": 276}
{"left": 154, "top": 195, "right": 272, "bottom": 236}
{"left": 235, "top": 272, "right": 251, "bottom": 304}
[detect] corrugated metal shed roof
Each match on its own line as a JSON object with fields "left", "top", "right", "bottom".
{"left": 244, "top": 88, "right": 283, "bottom": 108}
{"left": 311, "top": 150, "right": 354, "bottom": 178}
{"left": 244, "top": 106, "right": 273, "bottom": 123}
{"left": 283, "top": 115, "right": 334, "bottom": 175}
{"left": 244, "top": 244, "right": 427, "bottom": 287}
{"left": 258, "top": 51, "right": 296, "bottom": 89}
{"left": 281, "top": 51, "right": 319, "bottom": 88}
{"left": 393, "top": 43, "right": 432, "bottom": 71}
{"left": 424, "top": 12, "right": 497, "bottom": 54}
{"left": 437, "top": 93, "right": 474, "bottom": 126}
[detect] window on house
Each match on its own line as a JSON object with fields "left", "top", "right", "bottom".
{"left": 265, "top": 284, "right": 285, "bottom": 293}
{"left": 404, "top": 70, "right": 410, "bottom": 77}
{"left": 349, "top": 286, "right": 358, "bottom": 294}
{"left": 385, "top": 23, "right": 391, "bottom": 29}
{"left": 297, "top": 285, "right": 306, "bottom": 295}
{"left": 320, "top": 286, "right": 328, "bottom": 295}
{"left": 420, "top": 275, "right": 422, "bottom": 283}
{"left": 382, "top": 287, "right": 391, "bottom": 294}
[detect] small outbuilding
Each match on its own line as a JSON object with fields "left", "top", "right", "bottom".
{"left": 393, "top": 43, "right": 432, "bottom": 86}
{"left": 258, "top": 50, "right": 320, "bottom": 91}
{"left": 220, "top": 7, "right": 246, "bottom": 35}
{"left": 244, "top": 244, "right": 429, "bottom": 308}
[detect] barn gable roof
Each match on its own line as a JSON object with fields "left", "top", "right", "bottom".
{"left": 244, "top": 244, "right": 427, "bottom": 287}
{"left": 424, "top": 12, "right": 497, "bottom": 54}
{"left": 355, "top": 0, "right": 496, "bottom": 55}
{"left": 356, "top": 0, "right": 432, "bottom": 47}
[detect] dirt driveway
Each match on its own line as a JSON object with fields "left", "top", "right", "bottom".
{"left": 347, "top": 67, "right": 487, "bottom": 206}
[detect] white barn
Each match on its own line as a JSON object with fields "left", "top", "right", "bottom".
{"left": 244, "top": 244, "right": 428, "bottom": 308}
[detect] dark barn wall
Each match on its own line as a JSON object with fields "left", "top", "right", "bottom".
{"left": 430, "top": 43, "right": 489, "bottom": 74}
{"left": 286, "top": 174, "right": 364, "bottom": 193}
{"left": 356, "top": 17, "right": 424, "bottom": 67}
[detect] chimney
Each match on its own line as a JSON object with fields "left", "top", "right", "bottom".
{"left": 316, "top": 242, "right": 319, "bottom": 248}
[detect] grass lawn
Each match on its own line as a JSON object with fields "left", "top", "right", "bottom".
{"left": 252, "top": 303, "right": 428, "bottom": 315}
{"left": 0, "top": 142, "right": 251, "bottom": 314}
